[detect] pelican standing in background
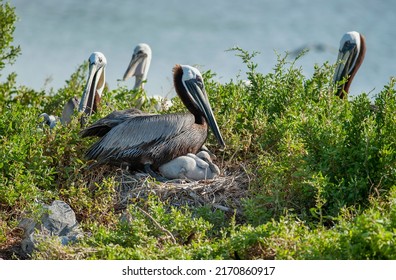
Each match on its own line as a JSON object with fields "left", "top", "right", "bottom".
{"left": 40, "top": 52, "right": 107, "bottom": 128}
{"left": 121, "top": 43, "right": 173, "bottom": 111}
{"left": 81, "top": 64, "right": 225, "bottom": 179}
{"left": 79, "top": 51, "right": 107, "bottom": 124}
{"left": 122, "top": 43, "right": 152, "bottom": 90}
{"left": 333, "top": 31, "right": 366, "bottom": 99}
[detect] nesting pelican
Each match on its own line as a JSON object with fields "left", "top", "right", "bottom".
{"left": 122, "top": 43, "right": 152, "bottom": 90}
{"left": 39, "top": 52, "right": 107, "bottom": 128}
{"left": 81, "top": 64, "right": 225, "bottom": 178}
{"left": 333, "top": 31, "right": 366, "bottom": 98}
{"left": 158, "top": 151, "right": 220, "bottom": 180}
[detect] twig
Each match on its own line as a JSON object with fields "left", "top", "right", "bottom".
{"left": 136, "top": 206, "right": 176, "bottom": 244}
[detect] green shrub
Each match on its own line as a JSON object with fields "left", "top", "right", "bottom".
{"left": 1, "top": 5, "right": 396, "bottom": 258}
{"left": 0, "top": 0, "right": 20, "bottom": 73}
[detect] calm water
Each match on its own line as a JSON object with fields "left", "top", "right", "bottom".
{"left": 4, "top": 0, "right": 396, "bottom": 98}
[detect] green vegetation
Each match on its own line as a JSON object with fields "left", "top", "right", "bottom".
{"left": 1, "top": 1, "right": 396, "bottom": 259}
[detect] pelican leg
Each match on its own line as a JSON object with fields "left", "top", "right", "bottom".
{"left": 144, "top": 164, "right": 169, "bottom": 182}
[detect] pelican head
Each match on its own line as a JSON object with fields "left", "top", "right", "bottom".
{"left": 79, "top": 51, "right": 107, "bottom": 116}
{"left": 39, "top": 113, "right": 58, "bottom": 129}
{"left": 122, "top": 43, "right": 152, "bottom": 89}
{"left": 333, "top": 31, "right": 366, "bottom": 98}
{"left": 175, "top": 64, "right": 225, "bottom": 147}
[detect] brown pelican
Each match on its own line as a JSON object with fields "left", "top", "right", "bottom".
{"left": 121, "top": 43, "right": 173, "bottom": 111}
{"left": 81, "top": 64, "right": 225, "bottom": 177}
{"left": 333, "top": 31, "right": 366, "bottom": 98}
{"left": 79, "top": 51, "right": 107, "bottom": 121}
{"left": 39, "top": 52, "right": 107, "bottom": 128}
{"left": 158, "top": 151, "right": 220, "bottom": 180}
{"left": 122, "top": 43, "right": 152, "bottom": 90}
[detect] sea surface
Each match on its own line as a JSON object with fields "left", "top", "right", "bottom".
{"left": 4, "top": 0, "right": 396, "bottom": 98}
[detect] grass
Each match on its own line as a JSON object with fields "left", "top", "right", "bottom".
{"left": 1, "top": 2, "right": 396, "bottom": 258}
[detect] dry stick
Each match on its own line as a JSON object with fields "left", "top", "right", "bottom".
{"left": 136, "top": 206, "right": 176, "bottom": 244}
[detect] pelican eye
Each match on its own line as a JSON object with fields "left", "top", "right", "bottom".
{"left": 196, "top": 76, "right": 204, "bottom": 88}
{"left": 342, "top": 40, "right": 356, "bottom": 52}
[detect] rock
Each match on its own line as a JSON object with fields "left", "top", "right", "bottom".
{"left": 18, "top": 200, "right": 82, "bottom": 255}
{"left": 41, "top": 200, "right": 78, "bottom": 236}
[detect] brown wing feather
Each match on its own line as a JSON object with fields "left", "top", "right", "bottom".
{"left": 80, "top": 108, "right": 147, "bottom": 138}
{"left": 85, "top": 113, "right": 207, "bottom": 170}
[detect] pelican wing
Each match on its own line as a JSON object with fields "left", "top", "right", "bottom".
{"left": 85, "top": 113, "right": 197, "bottom": 164}
{"left": 80, "top": 108, "right": 147, "bottom": 138}
{"left": 60, "top": 97, "right": 79, "bottom": 125}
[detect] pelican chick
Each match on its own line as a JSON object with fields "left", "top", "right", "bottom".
{"left": 333, "top": 31, "right": 366, "bottom": 98}
{"left": 122, "top": 43, "right": 152, "bottom": 90}
{"left": 158, "top": 151, "right": 220, "bottom": 180}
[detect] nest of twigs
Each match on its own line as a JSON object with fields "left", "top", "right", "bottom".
{"left": 89, "top": 163, "right": 251, "bottom": 219}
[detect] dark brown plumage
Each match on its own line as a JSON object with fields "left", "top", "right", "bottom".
{"left": 80, "top": 108, "right": 144, "bottom": 138}
{"left": 81, "top": 64, "right": 225, "bottom": 173}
